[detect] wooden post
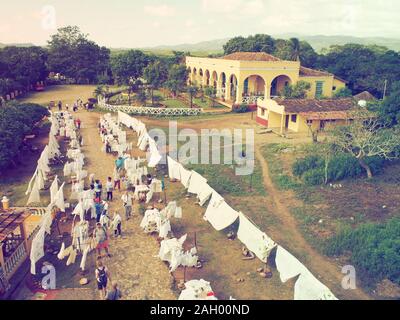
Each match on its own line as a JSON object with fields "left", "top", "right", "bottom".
{"left": 194, "top": 231, "right": 197, "bottom": 248}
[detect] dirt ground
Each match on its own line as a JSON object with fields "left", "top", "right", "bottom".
{"left": 8, "top": 85, "right": 375, "bottom": 300}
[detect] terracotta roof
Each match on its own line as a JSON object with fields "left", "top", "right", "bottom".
{"left": 0, "top": 209, "right": 31, "bottom": 242}
{"left": 299, "top": 66, "right": 332, "bottom": 77}
{"left": 221, "top": 52, "right": 281, "bottom": 62}
{"left": 274, "top": 98, "right": 355, "bottom": 114}
{"left": 299, "top": 111, "right": 350, "bottom": 120}
{"left": 354, "top": 91, "right": 376, "bottom": 101}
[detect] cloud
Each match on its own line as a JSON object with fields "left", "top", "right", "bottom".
{"left": 201, "top": 0, "right": 265, "bottom": 16}
{"left": 144, "top": 4, "right": 176, "bottom": 17}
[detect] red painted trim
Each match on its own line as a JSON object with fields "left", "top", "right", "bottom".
{"left": 256, "top": 116, "right": 268, "bottom": 127}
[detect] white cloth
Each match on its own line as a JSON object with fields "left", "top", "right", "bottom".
{"left": 168, "top": 156, "right": 181, "bottom": 180}
{"left": 275, "top": 245, "right": 308, "bottom": 283}
{"left": 294, "top": 270, "right": 338, "bottom": 300}
{"left": 179, "top": 279, "right": 218, "bottom": 300}
{"left": 237, "top": 212, "right": 276, "bottom": 263}
{"left": 203, "top": 192, "right": 239, "bottom": 231}
{"left": 50, "top": 176, "right": 59, "bottom": 204}
{"left": 187, "top": 171, "right": 207, "bottom": 195}
{"left": 197, "top": 184, "right": 214, "bottom": 206}
{"left": 30, "top": 228, "right": 46, "bottom": 274}
{"left": 55, "top": 182, "right": 66, "bottom": 212}
{"left": 179, "top": 166, "right": 192, "bottom": 188}
{"left": 27, "top": 178, "right": 41, "bottom": 205}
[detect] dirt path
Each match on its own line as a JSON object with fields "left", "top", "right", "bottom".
{"left": 254, "top": 145, "right": 370, "bottom": 300}
{"left": 78, "top": 111, "right": 176, "bottom": 300}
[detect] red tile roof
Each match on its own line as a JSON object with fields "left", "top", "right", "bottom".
{"left": 221, "top": 52, "right": 281, "bottom": 62}
{"left": 299, "top": 66, "right": 332, "bottom": 77}
{"left": 353, "top": 91, "right": 376, "bottom": 101}
{"left": 274, "top": 98, "right": 356, "bottom": 114}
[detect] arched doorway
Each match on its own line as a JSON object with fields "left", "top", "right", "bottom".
{"left": 204, "top": 70, "right": 210, "bottom": 86}
{"left": 219, "top": 72, "right": 226, "bottom": 99}
{"left": 211, "top": 71, "right": 218, "bottom": 89}
{"left": 229, "top": 74, "right": 238, "bottom": 101}
{"left": 198, "top": 69, "right": 203, "bottom": 87}
{"left": 270, "top": 75, "right": 291, "bottom": 97}
{"left": 243, "top": 75, "right": 266, "bottom": 104}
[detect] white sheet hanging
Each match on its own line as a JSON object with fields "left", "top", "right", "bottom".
{"left": 294, "top": 270, "right": 338, "bottom": 300}
{"left": 179, "top": 166, "right": 192, "bottom": 188}
{"left": 30, "top": 228, "right": 46, "bottom": 274}
{"left": 167, "top": 156, "right": 181, "bottom": 180}
{"left": 187, "top": 171, "right": 207, "bottom": 195}
{"left": 237, "top": 212, "right": 276, "bottom": 263}
{"left": 275, "top": 245, "right": 308, "bottom": 283}
{"left": 203, "top": 192, "right": 239, "bottom": 231}
{"left": 50, "top": 176, "right": 59, "bottom": 204}
{"left": 197, "top": 184, "right": 214, "bottom": 206}
{"left": 27, "top": 178, "right": 41, "bottom": 205}
{"left": 178, "top": 279, "right": 218, "bottom": 300}
{"left": 55, "top": 182, "right": 66, "bottom": 212}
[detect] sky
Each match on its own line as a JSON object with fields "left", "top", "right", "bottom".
{"left": 0, "top": 0, "right": 399, "bottom": 48}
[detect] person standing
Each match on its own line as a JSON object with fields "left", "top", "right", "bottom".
{"left": 58, "top": 101, "right": 62, "bottom": 111}
{"left": 121, "top": 191, "right": 133, "bottom": 220}
{"left": 76, "top": 118, "right": 81, "bottom": 129}
{"left": 94, "top": 223, "right": 111, "bottom": 258}
{"left": 105, "top": 282, "right": 122, "bottom": 300}
{"left": 94, "top": 180, "right": 102, "bottom": 199}
{"left": 106, "top": 177, "right": 113, "bottom": 201}
{"left": 112, "top": 212, "right": 122, "bottom": 238}
{"left": 113, "top": 168, "right": 121, "bottom": 191}
{"left": 95, "top": 259, "right": 111, "bottom": 300}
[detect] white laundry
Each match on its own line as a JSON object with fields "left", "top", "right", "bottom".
{"left": 25, "top": 168, "right": 38, "bottom": 195}
{"left": 237, "top": 212, "right": 276, "bottom": 263}
{"left": 72, "top": 201, "right": 85, "bottom": 221}
{"left": 178, "top": 279, "right": 218, "bottom": 300}
{"left": 27, "top": 178, "right": 41, "bottom": 205}
{"left": 167, "top": 156, "right": 181, "bottom": 180}
{"left": 197, "top": 184, "right": 214, "bottom": 206}
{"left": 175, "top": 207, "right": 182, "bottom": 219}
{"left": 30, "top": 228, "right": 46, "bottom": 274}
{"left": 55, "top": 182, "right": 66, "bottom": 212}
{"left": 203, "top": 192, "right": 239, "bottom": 231}
{"left": 57, "top": 242, "right": 66, "bottom": 260}
{"left": 275, "top": 245, "right": 309, "bottom": 283}
{"left": 50, "top": 176, "right": 59, "bottom": 204}
{"left": 187, "top": 171, "right": 207, "bottom": 195}
{"left": 148, "top": 149, "right": 162, "bottom": 168}
{"left": 179, "top": 165, "right": 192, "bottom": 188}
{"left": 159, "top": 219, "right": 171, "bottom": 239}
{"left": 294, "top": 270, "right": 338, "bottom": 300}
{"left": 80, "top": 246, "right": 90, "bottom": 271}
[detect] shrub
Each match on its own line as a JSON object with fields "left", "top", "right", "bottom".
{"left": 292, "top": 155, "right": 324, "bottom": 177}
{"left": 327, "top": 153, "right": 362, "bottom": 181}
{"left": 324, "top": 217, "right": 400, "bottom": 286}
{"left": 303, "top": 168, "right": 325, "bottom": 186}
{"left": 232, "top": 104, "right": 249, "bottom": 113}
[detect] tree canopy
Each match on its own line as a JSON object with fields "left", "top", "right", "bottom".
{"left": 111, "top": 50, "right": 152, "bottom": 85}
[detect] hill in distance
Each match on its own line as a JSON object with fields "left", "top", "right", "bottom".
{"left": 139, "top": 34, "right": 400, "bottom": 55}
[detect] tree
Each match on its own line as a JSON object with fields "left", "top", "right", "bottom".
{"left": 165, "top": 64, "right": 188, "bottom": 97}
{"left": 110, "top": 50, "right": 151, "bottom": 85}
{"left": 331, "top": 109, "right": 400, "bottom": 178}
{"left": 333, "top": 87, "right": 353, "bottom": 98}
{"left": 47, "top": 26, "right": 110, "bottom": 83}
{"left": 223, "top": 34, "right": 275, "bottom": 55}
{"left": 143, "top": 61, "right": 168, "bottom": 106}
{"left": 289, "top": 38, "right": 301, "bottom": 61}
{"left": 135, "top": 91, "right": 147, "bottom": 107}
{"left": 281, "top": 81, "right": 311, "bottom": 99}
{"left": 187, "top": 86, "right": 198, "bottom": 108}
{"left": 204, "top": 86, "right": 216, "bottom": 107}
{"left": 378, "top": 81, "right": 400, "bottom": 127}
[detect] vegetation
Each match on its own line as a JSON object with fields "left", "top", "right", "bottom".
{"left": 0, "top": 103, "right": 49, "bottom": 172}
{"left": 324, "top": 217, "right": 400, "bottom": 286}
{"left": 281, "top": 81, "right": 311, "bottom": 99}
{"left": 333, "top": 87, "right": 353, "bottom": 98}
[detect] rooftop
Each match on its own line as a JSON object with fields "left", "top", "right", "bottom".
{"left": 273, "top": 98, "right": 355, "bottom": 114}
{"left": 0, "top": 209, "right": 31, "bottom": 242}
{"left": 221, "top": 52, "right": 281, "bottom": 62}
{"left": 299, "top": 66, "right": 332, "bottom": 77}
{"left": 354, "top": 91, "right": 376, "bottom": 101}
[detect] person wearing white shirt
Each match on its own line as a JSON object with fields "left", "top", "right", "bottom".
{"left": 106, "top": 177, "right": 113, "bottom": 201}
{"left": 121, "top": 191, "right": 133, "bottom": 220}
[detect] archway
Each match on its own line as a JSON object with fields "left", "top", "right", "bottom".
{"left": 243, "top": 75, "right": 266, "bottom": 97}
{"left": 270, "top": 75, "right": 292, "bottom": 97}
{"left": 229, "top": 74, "right": 238, "bottom": 101}
{"left": 204, "top": 70, "right": 210, "bottom": 86}
{"left": 211, "top": 71, "right": 218, "bottom": 89}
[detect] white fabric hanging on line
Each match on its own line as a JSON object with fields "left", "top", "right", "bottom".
{"left": 294, "top": 270, "right": 338, "bottom": 300}
{"left": 36, "top": 169, "right": 45, "bottom": 190}
{"left": 237, "top": 212, "right": 276, "bottom": 263}
{"left": 187, "top": 171, "right": 207, "bottom": 195}
{"left": 27, "top": 178, "right": 41, "bottom": 205}
{"left": 197, "top": 184, "right": 214, "bottom": 206}
{"left": 275, "top": 245, "right": 308, "bottom": 283}
{"left": 25, "top": 168, "right": 38, "bottom": 195}
{"left": 30, "top": 228, "right": 46, "bottom": 274}
{"left": 167, "top": 156, "right": 181, "bottom": 180}
{"left": 50, "top": 176, "right": 59, "bottom": 204}
{"left": 55, "top": 182, "right": 66, "bottom": 212}
{"left": 203, "top": 192, "right": 239, "bottom": 231}
{"left": 179, "top": 279, "right": 218, "bottom": 300}
{"left": 179, "top": 165, "right": 192, "bottom": 188}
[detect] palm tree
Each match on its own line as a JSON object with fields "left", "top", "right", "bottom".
{"left": 93, "top": 85, "right": 105, "bottom": 98}
{"left": 290, "top": 38, "right": 301, "bottom": 62}
{"left": 187, "top": 86, "right": 198, "bottom": 108}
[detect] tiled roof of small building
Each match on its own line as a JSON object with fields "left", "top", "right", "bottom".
{"left": 221, "top": 52, "right": 281, "bottom": 62}
{"left": 274, "top": 98, "right": 356, "bottom": 114}
{"left": 299, "top": 66, "right": 332, "bottom": 77}
{"left": 353, "top": 91, "right": 376, "bottom": 101}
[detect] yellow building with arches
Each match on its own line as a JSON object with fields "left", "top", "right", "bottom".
{"left": 185, "top": 52, "right": 346, "bottom": 105}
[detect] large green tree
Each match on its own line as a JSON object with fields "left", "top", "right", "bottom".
{"left": 164, "top": 64, "right": 188, "bottom": 97}
{"left": 110, "top": 50, "right": 151, "bottom": 85}
{"left": 47, "top": 26, "right": 110, "bottom": 84}
{"left": 143, "top": 61, "right": 168, "bottom": 106}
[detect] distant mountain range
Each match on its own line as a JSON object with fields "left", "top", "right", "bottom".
{"left": 0, "top": 43, "right": 36, "bottom": 48}
{"left": 141, "top": 34, "right": 400, "bottom": 54}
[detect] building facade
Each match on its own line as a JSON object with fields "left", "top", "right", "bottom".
{"left": 186, "top": 52, "right": 347, "bottom": 105}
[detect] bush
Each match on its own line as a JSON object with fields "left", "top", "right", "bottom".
{"left": 0, "top": 103, "right": 48, "bottom": 171}
{"left": 324, "top": 217, "right": 400, "bottom": 286}
{"left": 292, "top": 155, "right": 325, "bottom": 177}
{"left": 327, "top": 153, "right": 362, "bottom": 181}
{"left": 303, "top": 168, "right": 325, "bottom": 186}
{"left": 232, "top": 104, "right": 249, "bottom": 113}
